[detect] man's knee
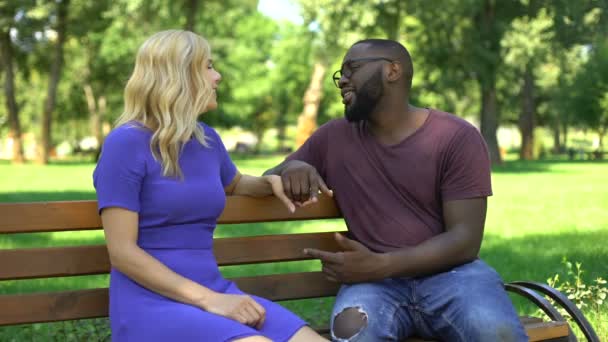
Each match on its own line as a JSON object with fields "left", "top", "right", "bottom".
{"left": 332, "top": 307, "right": 368, "bottom": 340}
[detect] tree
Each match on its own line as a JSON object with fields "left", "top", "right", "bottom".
{"left": 546, "top": 0, "right": 607, "bottom": 152}
{"left": 267, "top": 23, "right": 314, "bottom": 151}
{"left": 294, "top": 0, "right": 399, "bottom": 147}
{"left": 38, "top": 0, "right": 69, "bottom": 164}
{"left": 0, "top": 1, "right": 30, "bottom": 163}
{"left": 567, "top": 39, "right": 608, "bottom": 150}
{"left": 411, "top": 0, "right": 531, "bottom": 164}
{"left": 501, "top": 6, "right": 552, "bottom": 159}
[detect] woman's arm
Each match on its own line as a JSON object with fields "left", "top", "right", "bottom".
{"left": 101, "top": 207, "right": 266, "bottom": 328}
{"left": 225, "top": 171, "right": 295, "bottom": 212}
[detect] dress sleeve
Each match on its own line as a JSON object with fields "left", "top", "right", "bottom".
{"left": 440, "top": 126, "right": 493, "bottom": 201}
{"left": 93, "top": 128, "right": 146, "bottom": 214}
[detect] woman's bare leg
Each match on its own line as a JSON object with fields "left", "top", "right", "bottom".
{"left": 233, "top": 336, "right": 272, "bottom": 342}
{"left": 289, "top": 326, "right": 329, "bottom": 342}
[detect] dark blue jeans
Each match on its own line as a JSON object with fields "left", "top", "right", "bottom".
{"left": 330, "top": 259, "right": 528, "bottom": 342}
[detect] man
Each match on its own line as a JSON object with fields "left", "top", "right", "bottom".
{"left": 264, "top": 39, "right": 527, "bottom": 341}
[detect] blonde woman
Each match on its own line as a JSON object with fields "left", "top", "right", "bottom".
{"left": 93, "top": 30, "right": 327, "bottom": 342}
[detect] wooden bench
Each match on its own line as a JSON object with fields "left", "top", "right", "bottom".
{"left": 0, "top": 196, "right": 600, "bottom": 341}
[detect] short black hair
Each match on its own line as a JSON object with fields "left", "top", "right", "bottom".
{"left": 352, "top": 39, "right": 413, "bottom": 90}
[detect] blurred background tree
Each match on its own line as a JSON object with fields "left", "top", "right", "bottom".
{"left": 0, "top": 0, "right": 606, "bottom": 163}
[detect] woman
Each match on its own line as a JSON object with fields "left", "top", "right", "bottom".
{"left": 93, "top": 30, "right": 327, "bottom": 342}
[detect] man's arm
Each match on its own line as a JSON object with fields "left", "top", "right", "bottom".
{"left": 382, "top": 197, "right": 486, "bottom": 277}
{"left": 305, "top": 197, "right": 486, "bottom": 283}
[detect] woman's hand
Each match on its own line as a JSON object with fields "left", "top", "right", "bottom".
{"left": 263, "top": 174, "right": 296, "bottom": 213}
{"left": 198, "top": 292, "right": 266, "bottom": 329}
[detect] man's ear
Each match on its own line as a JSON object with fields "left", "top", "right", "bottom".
{"left": 386, "top": 62, "right": 403, "bottom": 83}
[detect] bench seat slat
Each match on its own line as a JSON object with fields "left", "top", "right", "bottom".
{"left": 0, "top": 196, "right": 341, "bottom": 234}
{"left": 0, "top": 288, "right": 109, "bottom": 325}
{"left": 0, "top": 272, "right": 339, "bottom": 325}
{"left": 0, "top": 283, "right": 569, "bottom": 341}
{"left": 0, "top": 232, "right": 341, "bottom": 280}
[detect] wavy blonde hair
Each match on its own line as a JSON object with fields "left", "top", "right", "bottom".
{"left": 116, "top": 30, "right": 213, "bottom": 178}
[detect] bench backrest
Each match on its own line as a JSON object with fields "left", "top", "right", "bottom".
{"left": 0, "top": 195, "right": 343, "bottom": 326}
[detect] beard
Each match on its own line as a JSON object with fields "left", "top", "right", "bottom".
{"left": 345, "top": 69, "right": 384, "bottom": 122}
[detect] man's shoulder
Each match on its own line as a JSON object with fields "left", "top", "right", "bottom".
{"left": 428, "top": 109, "right": 487, "bottom": 155}
{"left": 429, "top": 109, "right": 478, "bottom": 132}
{"left": 310, "top": 117, "right": 353, "bottom": 139}
{"left": 320, "top": 117, "right": 351, "bottom": 130}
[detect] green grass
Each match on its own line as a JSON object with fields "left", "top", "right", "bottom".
{"left": 1, "top": 157, "right": 607, "bottom": 340}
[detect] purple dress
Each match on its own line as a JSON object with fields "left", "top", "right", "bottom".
{"left": 93, "top": 122, "right": 306, "bottom": 341}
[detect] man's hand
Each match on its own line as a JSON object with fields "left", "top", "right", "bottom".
{"left": 304, "top": 233, "right": 388, "bottom": 284}
{"left": 280, "top": 160, "right": 332, "bottom": 206}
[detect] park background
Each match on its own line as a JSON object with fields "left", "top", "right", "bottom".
{"left": 1, "top": 0, "right": 606, "bottom": 340}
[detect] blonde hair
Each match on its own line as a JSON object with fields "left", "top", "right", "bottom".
{"left": 116, "top": 30, "right": 213, "bottom": 178}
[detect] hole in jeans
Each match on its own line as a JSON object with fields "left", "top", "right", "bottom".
{"left": 332, "top": 307, "right": 368, "bottom": 340}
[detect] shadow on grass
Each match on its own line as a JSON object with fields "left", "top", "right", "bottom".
{"left": 0, "top": 191, "right": 96, "bottom": 203}
{"left": 482, "top": 230, "right": 608, "bottom": 335}
{"left": 482, "top": 230, "right": 607, "bottom": 282}
{"left": 492, "top": 159, "right": 608, "bottom": 174}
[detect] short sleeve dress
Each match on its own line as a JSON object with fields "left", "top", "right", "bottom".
{"left": 93, "top": 122, "right": 306, "bottom": 341}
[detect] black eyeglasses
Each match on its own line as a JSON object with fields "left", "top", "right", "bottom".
{"left": 332, "top": 57, "right": 394, "bottom": 88}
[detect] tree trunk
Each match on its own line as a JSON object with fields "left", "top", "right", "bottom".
{"left": 552, "top": 121, "right": 561, "bottom": 154}
{"left": 475, "top": 0, "right": 502, "bottom": 165}
{"left": 84, "top": 83, "right": 105, "bottom": 149}
{"left": 295, "top": 62, "right": 326, "bottom": 148}
{"left": 561, "top": 121, "right": 568, "bottom": 150}
{"left": 276, "top": 94, "right": 287, "bottom": 152}
{"left": 0, "top": 28, "right": 25, "bottom": 163}
{"left": 185, "top": 0, "right": 199, "bottom": 32}
{"left": 479, "top": 80, "right": 502, "bottom": 165}
{"left": 384, "top": 0, "right": 402, "bottom": 40}
{"left": 518, "top": 64, "right": 535, "bottom": 160}
{"left": 38, "top": 0, "right": 69, "bottom": 164}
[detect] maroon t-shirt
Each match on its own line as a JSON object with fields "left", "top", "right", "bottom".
{"left": 286, "top": 109, "right": 492, "bottom": 252}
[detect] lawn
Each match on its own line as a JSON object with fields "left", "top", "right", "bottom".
{"left": 1, "top": 156, "right": 607, "bottom": 340}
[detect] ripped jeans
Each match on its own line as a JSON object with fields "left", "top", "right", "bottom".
{"left": 330, "top": 259, "right": 528, "bottom": 342}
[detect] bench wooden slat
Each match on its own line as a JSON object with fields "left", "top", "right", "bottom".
{"left": 0, "top": 282, "right": 569, "bottom": 341}
{"left": 234, "top": 271, "right": 340, "bottom": 301}
{"left": 0, "top": 196, "right": 341, "bottom": 234}
{"left": 0, "top": 288, "right": 109, "bottom": 325}
{"left": 318, "top": 319, "right": 570, "bottom": 342}
{"left": 0, "top": 245, "right": 111, "bottom": 280}
{"left": 218, "top": 195, "right": 341, "bottom": 223}
{"left": 0, "top": 197, "right": 575, "bottom": 340}
{"left": 0, "top": 201, "right": 101, "bottom": 233}
{"left": 0, "top": 233, "right": 341, "bottom": 280}
{"left": 527, "top": 321, "right": 570, "bottom": 342}
{"left": 214, "top": 232, "right": 341, "bottom": 266}
{"left": 0, "top": 272, "right": 340, "bottom": 326}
